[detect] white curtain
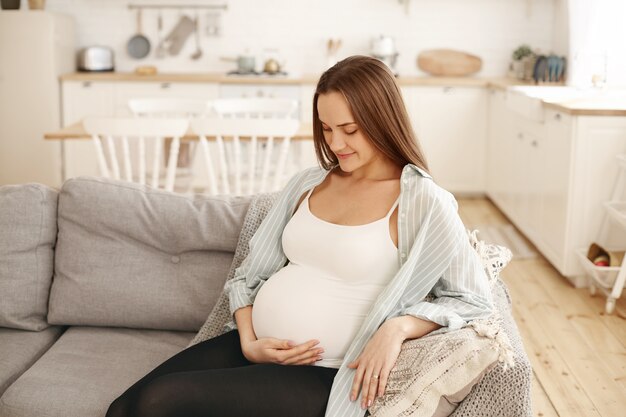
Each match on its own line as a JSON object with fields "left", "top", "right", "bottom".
{"left": 568, "top": 0, "right": 626, "bottom": 88}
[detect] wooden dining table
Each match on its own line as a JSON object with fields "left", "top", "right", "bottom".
{"left": 44, "top": 120, "right": 315, "bottom": 141}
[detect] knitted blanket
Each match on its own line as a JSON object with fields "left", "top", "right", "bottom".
{"left": 189, "top": 193, "right": 533, "bottom": 417}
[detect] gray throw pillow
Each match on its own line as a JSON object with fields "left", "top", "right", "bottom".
{"left": 47, "top": 176, "right": 252, "bottom": 331}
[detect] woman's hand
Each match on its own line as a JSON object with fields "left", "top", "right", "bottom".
{"left": 242, "top": 337, "right": 325, "bottom": 366}
{"left": 347, "top": 322, "right": 405, "bottom": 410}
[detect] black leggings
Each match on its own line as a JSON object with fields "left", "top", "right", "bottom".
{"left": 105, "top": 329, "right": 339, "bottom": 417}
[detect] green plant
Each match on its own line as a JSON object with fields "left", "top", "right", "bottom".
{"left": 512, "top": 44, "right": 533, "bottom": 61}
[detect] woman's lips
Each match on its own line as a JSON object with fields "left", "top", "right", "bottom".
{"left": 337, "top": 153, "right": 354, "bottom": 159}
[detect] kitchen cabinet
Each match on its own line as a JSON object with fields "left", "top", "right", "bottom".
{"left": 540, "top": 109, "right": 572, "bottom": 270}
{"left": 114, "top": 82, "right": 219, "bottom": 116}
{"left": 402, "top": 86, "right": 487, "bottom": 194}
{"left": 486, "top": 89, "right": 509, "bottom": 207}
{"left": 61, "top": 81, "right": 116, "bottom": 179}
{"left": 486, "top": 89, "right": 626, "bottom": 286}
{"left": 218, "top": 83, "right": 301, "bottom": 118}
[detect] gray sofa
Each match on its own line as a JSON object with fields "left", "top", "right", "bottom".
{"left": 0, "top": 176, "right": 532, "bottom": 417}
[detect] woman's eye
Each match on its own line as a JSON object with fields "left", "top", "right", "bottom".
{"left": 322, "top": 127, "right": 332, "bottom": 132}
{"left": 346, "top": 130, "right": 357, "bottom": 135}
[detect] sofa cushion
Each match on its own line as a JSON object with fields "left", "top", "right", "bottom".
{"left": 0, "top": 326, "right": 66, "bottom": 396}
{"left": 0, "top": 326, "right": 194, "bottom": 417}
{"left": 48, "top": 177, "right": 253, "bottom": 332}
{"left": 0, "top": 183, "right": 58, "bottom": 331}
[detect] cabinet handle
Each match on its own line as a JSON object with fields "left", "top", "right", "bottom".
{"left": 256, "top": 90, "right": 265, "bottom": 97}
{"left": 531, "top": 140, "right": 538, "bottom": 147}
{"left": 517, "top": 132, "right": 524, "bottom": 139}
{"left": 554, "top": 113, "right": 561, "bottom": 121}
{"left": 160, "top": 83, "right": 171, "bottom": 89}
{"left": 443, "top": 86, "right": 453, "bottom": 93}
{"left": 82, "top": 81, "right": 91, "bottom": 88}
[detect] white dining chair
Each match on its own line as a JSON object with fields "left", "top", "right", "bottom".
{"left": 128, "top": 98, "right": 212, "bottom": 118}
{"left": 83, "top": 117, "right": 189, "bottom": 192}
{"left": 127, "top": 98, "right": 212, "bottom": 194}
{"left": 209, "top": 98, "right": 301, "bottom": 192}
{"left": 190, "top": 117, "right": 300, "bottom": 195}
{"left": 211, "top": 98, "right": 299, "bottom": 119}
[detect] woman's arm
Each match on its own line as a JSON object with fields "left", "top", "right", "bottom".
{"left": 382, "top": 315, "right": 442, "bottom": 341}
{"left": 389, "top": 189, "right": 493, "bottom": 332}
{"left": 234, "top": 305, "right": 257, "bottom": 344}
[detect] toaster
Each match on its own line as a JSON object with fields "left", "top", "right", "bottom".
{"left": 77, "top": 46, "right": 115, "bottom": 72}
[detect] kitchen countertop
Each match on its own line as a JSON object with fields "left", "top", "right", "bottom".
{"left": 60, "top": 71, "right": 529, "bottom": 88}
{"left": 543, "top": 97, "right": 626, "bottom": 116}
{"left": 60, "top": 72, "right": 626, "bottom": 116}
{"left": 506, "top": 85, "right": 626, "bottom": 117}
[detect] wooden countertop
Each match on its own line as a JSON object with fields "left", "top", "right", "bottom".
{"left": 59, "top": 72, "right": 626, "bottom": 116}
{"left": 543, "top": 97, "right": 626, "bottom": 116}
{"left": 60, "top": 71, "right": 529, "bottom": 88}
{"left": 45, "top": 121, "right": 314, "bottom": 141}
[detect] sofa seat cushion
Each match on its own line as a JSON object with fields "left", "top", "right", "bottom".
{"left": 48, "top": 177, "right": 253, "bottom": 331}
{"left": 0, "top": 184, "right": 58, "bottom": 331}
{"left": 0, "top": 326, "right": 194, "bottom": 417}
{"left": 0, "top": 326, "right": 66, "bottom": 396}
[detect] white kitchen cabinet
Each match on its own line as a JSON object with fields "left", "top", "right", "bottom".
{"left": 114, "top": 82, "right": 219, "bottom": 116}
{"left": 61, "top": 81, "right": 116, "bottom": 179}
{"left": 487, "top": 89, "right": 626, "bottom": 286}
{"left": 218, "top": 83, "right": 301, "bottom": 117}
{"left": 403, "top": 86, "right": 487, "bottom": 194}
{"left": 486, "top": 88, "right": 510, "bottom": 207}
{"left": 539, "top": 109, "right": 572, "bottom": 270}
{"left": 62, "top": 81, "right": 116, "bottom": 126}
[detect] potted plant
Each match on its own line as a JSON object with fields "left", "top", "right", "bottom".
{"left": 511, "top": 44, "right": 533, "bottom": 79}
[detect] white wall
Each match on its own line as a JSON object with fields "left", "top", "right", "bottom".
{"left": 37, "top": 0, "right": 558, "bottom": 77}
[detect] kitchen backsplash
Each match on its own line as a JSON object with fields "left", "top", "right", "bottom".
{"left": 43, "top": 0, "right": 562, "bottom": 77}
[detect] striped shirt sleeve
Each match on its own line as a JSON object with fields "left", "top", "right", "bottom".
{"left": 394, "top": 194, "right": 494, "bottom": 331}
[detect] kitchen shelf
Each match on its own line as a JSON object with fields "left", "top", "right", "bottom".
{"left": 576, "top": 248, "right": 622, "bottom": 289}
{"left": 576, "top": 153, "right": 626, "bottom": 314}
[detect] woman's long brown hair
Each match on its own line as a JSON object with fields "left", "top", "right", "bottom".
{"left": 312, "top": 55, "right": 430, "bottom": 175}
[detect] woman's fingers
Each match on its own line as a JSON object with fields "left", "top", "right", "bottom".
{"left": 282, "top": 346, "right": 324, "bottom": 365}
{"left": 377, "top": 368, "right": 388, "bottom": 397}
{"left": 350, "top": 364, "right": 364, "bottom": 402}
{"left": 274, "top": 339, "right": 322, "bottom": 365}
{"left": 365, "top": 369, "right": 383, "bottom": 409}
{"left": 350, "top": 363, "right": 385, "bottom": 409}
{"left": 360, "top": 368, "right": 375, "bottom": 409}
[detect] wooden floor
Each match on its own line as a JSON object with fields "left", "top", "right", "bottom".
{"left": 456, "top": 197, "right": 626, "bottom": 417}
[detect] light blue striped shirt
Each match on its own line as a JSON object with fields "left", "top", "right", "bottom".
{"left": 223, "top": 163, "right": 493, "bottom": 417}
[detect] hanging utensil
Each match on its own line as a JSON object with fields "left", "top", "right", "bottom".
{"left": 163, "top": 14, "right": 195, "bottom": 56}
{"left": 190, "top": 12, "right": 203, "bottom": 60}
{"left": 155, "top": 9, "right": 166, "bottom": 59}
{"left": 126, "top": 8, "right": 151, "bottom": 59}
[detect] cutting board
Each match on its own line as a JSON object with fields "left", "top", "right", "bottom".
{"left": 417, "top": 49, "right": 482, "bottom": 76}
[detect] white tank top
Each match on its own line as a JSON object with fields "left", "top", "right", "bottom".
{"left": 251, "top": 185, "right": 400, "bottom": 368}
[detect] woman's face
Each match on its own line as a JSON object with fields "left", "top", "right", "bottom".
{"left": 317, "top": 91, "right": 383, "bottom": 173}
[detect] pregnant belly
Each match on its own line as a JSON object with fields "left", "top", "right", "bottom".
{"left": 252, "top": 263, "right": 383, "bottom": 366}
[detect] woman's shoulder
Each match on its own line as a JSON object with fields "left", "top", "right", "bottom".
{"left": 402, "top": 164, "right": 458, "bottom": 211}
{"left": 288, "top": 165, "right": 330, "bottom": 186}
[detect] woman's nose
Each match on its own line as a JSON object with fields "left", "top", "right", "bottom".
{"left": 328, "top": 134, "right": 346, "bottom": 151}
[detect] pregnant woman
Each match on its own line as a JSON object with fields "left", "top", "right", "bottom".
{"left": 106, "top": 55, "right": 493, "bottom": 417}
